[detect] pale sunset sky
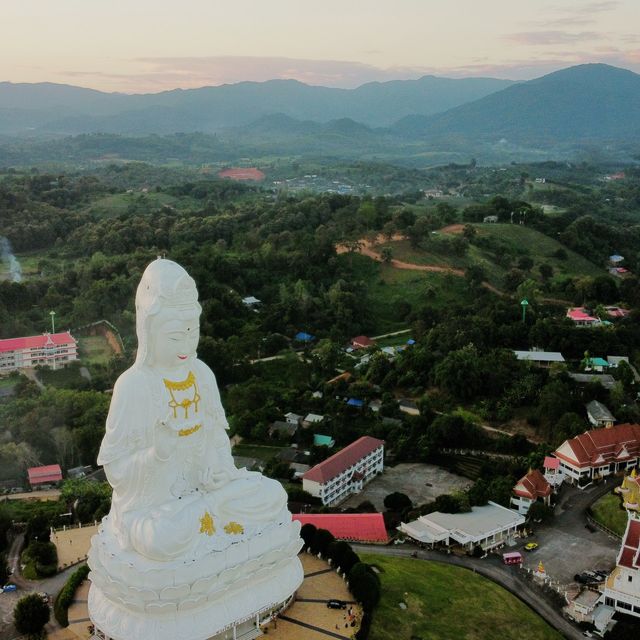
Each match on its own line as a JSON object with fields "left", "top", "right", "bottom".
{"left": 2, "top": 0, "right": 639, "bottom": 93}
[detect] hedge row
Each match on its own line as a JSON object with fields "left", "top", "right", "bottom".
{"left": 54, "top": 563, "right": 90, "bottom": 626}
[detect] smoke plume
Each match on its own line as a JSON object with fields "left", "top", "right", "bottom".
{"left": 0, "top": 236, "right": 23, "bottom": 283}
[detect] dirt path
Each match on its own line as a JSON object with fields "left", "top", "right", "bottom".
{"left": 337, "top": 235, "right": 571, "bottom": 305}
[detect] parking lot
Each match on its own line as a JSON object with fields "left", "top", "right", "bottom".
{"left": 340, "top": 462, "right": 473, "bottom": 511}
{"left": 517, "top": 484, "right": 620, "bottom": 585}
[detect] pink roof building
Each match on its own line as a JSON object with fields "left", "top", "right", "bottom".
{"left": 566, "top": 307, "right": 599, "bottom": 326}
{"left": 350, "top": 335, "right": 375, "bottom": 350}
{"left": 0, "top": 331, "right": 78, "bottom": 372}
{"left": 27, "top": 464, "right": 63, "bottom": 487}
{"left": 292, "top": 513, "right": 388, "bottom": 543}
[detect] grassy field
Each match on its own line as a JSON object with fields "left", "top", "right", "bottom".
{"left": 78, "top": 335, "right": 115, "bottom": 365}
{"left": 345, "top": 253, "right": 472, "bottom": 334}
{"left": 360, "top": 554, "right": 562, "bottom": 640}
{"left": 377, "top": 224, "right": 602, "bottom": 290}
{"left": 82, "top": 191, "right": 195, "bottom": 218}
{"left": 590, "top": 492, "right": 628, "bottom": 537}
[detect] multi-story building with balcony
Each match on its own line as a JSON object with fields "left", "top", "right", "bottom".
{"left": 0, "top": 331, "right": 78, "bottom": 372}
{"left": 302, "top": 436, "right": 384, "bottom": 506}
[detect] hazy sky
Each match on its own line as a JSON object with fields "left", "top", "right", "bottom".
{"left": 2, "top": 0, "right": 639, "bottom": 93}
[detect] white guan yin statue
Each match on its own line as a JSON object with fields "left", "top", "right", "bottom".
{"left": 88, "top": 259, "right": 303, "bottom": 640}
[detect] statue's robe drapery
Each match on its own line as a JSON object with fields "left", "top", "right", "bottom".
{"left": 97, "top": 359, "right": 232, "bottom": 560}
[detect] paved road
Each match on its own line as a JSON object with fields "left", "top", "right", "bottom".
{"left": 0, "top": 534, "right": 81, "bottom": 639}
{"left": 353, "top": 544, "right": 582, "bottom": 640}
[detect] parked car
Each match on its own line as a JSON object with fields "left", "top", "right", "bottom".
{"left": 2, "top": 584, "right": 17, "bottom": 593}
{"left": 327, "top": 599, "right": 347, "bottom": 609}
{"left": 524, "top": 542, "right": 539, "bottom": 551}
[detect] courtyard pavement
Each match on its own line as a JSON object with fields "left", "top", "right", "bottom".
{"left": 340, "top": 462, "right": 472, "bottom": 511}
{"left": 49, "top": 554, "right": 361, "bottom": 640}
{"left": 52, "top": 525, "right": 99, "bottom": 569}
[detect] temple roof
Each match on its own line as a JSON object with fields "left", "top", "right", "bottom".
{"left": 618, "top": 518, "right": 640, "bottom": 570}
{"left": 513, "top": 469, "right": 552, "bottom": 500}
{"left": 554, "top": 423, "right": 640, "bottom": 468}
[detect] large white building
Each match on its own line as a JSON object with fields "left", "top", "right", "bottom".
{"left": 398, "top": 501, "right": 525, "bottom": 552}
{"left": 302, "top": 436, "right": 384, "bottom": 506}
{"left": 0, "top": 331, "right": 78, "bottom": 372}
{"left": 552, "top": 423, "right": 640, "bottom": 487}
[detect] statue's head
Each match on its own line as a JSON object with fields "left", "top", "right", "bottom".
{"left": 135, "top": 259, "right": 202, "bottom": 369}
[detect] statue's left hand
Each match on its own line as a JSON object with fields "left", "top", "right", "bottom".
{"left": 199, "top": 467, "right": 235, "bottom": 491}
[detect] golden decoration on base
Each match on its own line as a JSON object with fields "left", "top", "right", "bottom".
{"left": 224, "top": 521, "right": 244, "bottom": 535}
{"left": 199, "top": 511, "right": 215, "bottom": 536}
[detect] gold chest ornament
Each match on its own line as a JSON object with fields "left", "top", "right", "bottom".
{"left": 163, "top": 371, "right": 202, "bottom": 437}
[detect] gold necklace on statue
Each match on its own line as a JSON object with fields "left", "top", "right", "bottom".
{"left": 163, "top": 370, "right": 202, "bottom": 428}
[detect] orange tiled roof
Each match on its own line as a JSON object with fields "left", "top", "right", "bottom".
{"left": 555, "top": 423, "right": 640, "bottom": 468}
{"left": 513, "top": 469, "right": 552, "bottom": 500}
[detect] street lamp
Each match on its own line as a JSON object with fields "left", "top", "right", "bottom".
{"left": 520, "top": 298, "right": 529, "bottom": 324}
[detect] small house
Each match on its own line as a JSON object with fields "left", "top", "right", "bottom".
{"left": 584, "top": 357, "right": 610, "bottom": 373}
{"left": 284, "top": 412, "right": 302, "bottom": 425}
{"left": 313, "top": 434, "right": 335, "bottom": 448}
{"left": 566, "top": 307, "right": 600, "bottom": 327}
{"left": 269, "top": 420, "right": 298, "bottom": 439}
{"left": 350, "top": 335, "right": 375, "bottom": 350}
{"left": 510, "top": 468, "right": 552, "bottom": 515}
{"left": 586, "top": 400, "right": 616, "bottom": 428}
{"left": 303, "top": 413, "right": 324, "bottom": 428}
{"left": 241, "top": 296, "right": 261, "bottom": 307}
{"left": 27, "top": 464, "right": 63, "bottom": 488}
{"left": 398, "top": 399, "right": 420, "bottom": 416}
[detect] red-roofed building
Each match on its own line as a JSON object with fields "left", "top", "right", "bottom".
{"left": 511, "top": 469, "right": 552, "bottom": 515}
{"left": 566, "top": 307, "right": 600, "bottom": 326}
{"left": 350, "top": 335, "right": 375, "bottom": 350}
{"left": 217, "top": 167, "right": 265, "bottom": 182}
{"left": 0, "top": 331, "right": 78, "bottom": 372}
{"left": 303, "top": 436, "right": 384, "bottom": 506}
{"left": 552, "top": 423, "right": 640, "bottom": 487}
{"left": 27, "top": 464, "right": 63, "bottom": 487}
{"left": 604, "top": 516, "right": 640, "bottom": 618}
{"left": 292, "top": 513, "right": 388, "bottom": 543}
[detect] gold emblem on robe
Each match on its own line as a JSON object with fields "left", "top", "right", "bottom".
{"left": 199, "top": 511, "right": 215, "bottom": 536}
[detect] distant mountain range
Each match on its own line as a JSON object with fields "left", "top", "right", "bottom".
{"left": 390, "top": 64, "right": 640, "bottom": 144}
{"left": 0, "top": 75, "right": 513, "bottom": 134}
{"left": 0, "top": 64, "right": 638, "bottom": 164}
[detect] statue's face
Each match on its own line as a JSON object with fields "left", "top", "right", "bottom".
{"left": 149, "top": 307, "right": 200, "bottom": 370}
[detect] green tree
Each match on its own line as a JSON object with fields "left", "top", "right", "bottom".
{"left": 14, "top": 593, "right": 50, "bottom": 638}
{"left": 383, "top": 492, "right": 413, "bottom": 512}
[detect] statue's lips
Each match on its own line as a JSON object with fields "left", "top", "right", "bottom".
{"left": 178, "top": 355, "right": 188, "bottom": 360}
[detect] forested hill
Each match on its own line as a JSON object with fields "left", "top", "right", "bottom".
{"left": 0, "top": 75, "right": 513, "bottom": 134}
{"left": 391, "top": 64, "right": 640, "bottom": 144}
